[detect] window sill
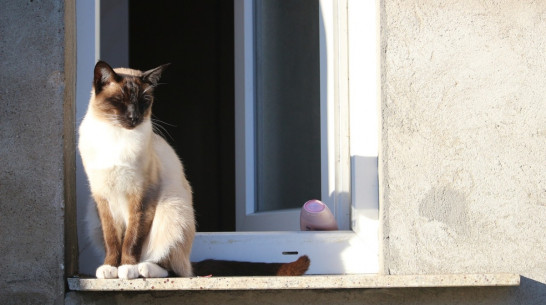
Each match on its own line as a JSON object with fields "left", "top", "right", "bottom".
{"left": 68, "top": 273, "right": 520, "bottom": 291}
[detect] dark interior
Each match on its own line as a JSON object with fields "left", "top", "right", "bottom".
{"left": 129, "top": 0, "right": 235, "bottom": 232}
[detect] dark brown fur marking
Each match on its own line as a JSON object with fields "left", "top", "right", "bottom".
{"left": 94, "top": 183, "right": 161, "bottom": 268}
{"left": 120, "top": 185, "right": 160, "bottom": 265}
{"left": 276, "top": 255, "right": 311, "bottom": 276}
{"left": 192, "top": 255, "right": 310, "bottom": 276}
{"left": 94, "top": 195, "right": 122, "bottom": 267}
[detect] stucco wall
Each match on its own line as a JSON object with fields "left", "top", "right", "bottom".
{"left": 380, "top": 0, "right": 546, "bottom": 302}
{"left": 0, "top": 0, "right": 74, "bottom": 304}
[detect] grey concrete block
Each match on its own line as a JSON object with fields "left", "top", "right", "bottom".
{"left": 0, "top": 0, "right": 70, "bottom": 303}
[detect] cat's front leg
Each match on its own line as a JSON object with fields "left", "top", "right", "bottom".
{"left": 118, "top": 193, "right": 158, "bottom": 279}
{"left": 94, "top": 195, "right": 122, "bottom": 279}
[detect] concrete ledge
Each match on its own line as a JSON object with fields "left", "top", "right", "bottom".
{"left": 68, "top": 274, "right": 520, "bottom": 291}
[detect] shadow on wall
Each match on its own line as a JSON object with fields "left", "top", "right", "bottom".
{"left": 518, "top": 276, "right": 546, "bottom": 302}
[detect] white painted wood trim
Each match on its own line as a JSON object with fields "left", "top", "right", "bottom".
{"left": 234, "top": 0, "right": 257, "bottom": 230}
{"left": 191, "top": 231, "right": 377, "bottom": 275}
{"left": 347, "top": 0, "right": 380, "bottom": 236}
{"left": 319, "top": 0, "right": 352, "bottom": 230}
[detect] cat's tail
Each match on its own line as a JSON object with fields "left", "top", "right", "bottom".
{"left": 191, "top": 255, "right": 310, "bottom": 277}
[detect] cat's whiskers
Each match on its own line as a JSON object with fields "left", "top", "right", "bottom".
{"left": 152, "top": 115, "right": 176, "bottom": 127}
{"left": 101, "top": 113, "right": 118, "bottom": 121}
{"left": 152, "top": 116, "right": 175, "bottom": 141}
{"left": 152, "top": 123, "right": 173, "bottom": 141}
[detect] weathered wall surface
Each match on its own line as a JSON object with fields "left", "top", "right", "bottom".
{"left": 0, "top": 0, "right": 73, "bottom": 304}
{"left": 381, "top": 0, "right": 546, "bottom": 303}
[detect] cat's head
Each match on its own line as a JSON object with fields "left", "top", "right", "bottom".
{"left": 91, "top": 60, "right": 169, "bottom": 129}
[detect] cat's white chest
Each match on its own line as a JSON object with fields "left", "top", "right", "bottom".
{"left": 79, "top": 118, "right": 149, "bottom": 168}
{"left": 78, "top": 115, "right": 152, "bottom": 197}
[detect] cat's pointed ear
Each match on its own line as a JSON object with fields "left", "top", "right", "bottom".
{"left": 94, "top": 61, "right": 120, "bottom": 94}
{"left": 142, "top": 63, "right": 170, "bottom": 86}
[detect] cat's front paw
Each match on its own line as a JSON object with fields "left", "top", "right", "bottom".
{"left": 96, "top": 264, "right": 118, "bottom": 279}
{"left": 118, "top": 264, "right": 139, "bottom": 279}
{"left": 138, "top": 262, "right": 168, "bottom": 278}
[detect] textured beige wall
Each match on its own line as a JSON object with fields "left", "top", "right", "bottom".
{"left": 381, "top": 0, "right": 545, "bottom": 293}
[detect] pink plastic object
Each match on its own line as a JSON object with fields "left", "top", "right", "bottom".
{"left": 300, "top": 199, "right": 338, "bottom": 231}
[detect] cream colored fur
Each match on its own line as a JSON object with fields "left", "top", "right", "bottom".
{"left": 79, "top": 68, "right": 195, "bottom": 279}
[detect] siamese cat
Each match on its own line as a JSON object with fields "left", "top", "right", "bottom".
{"left": 79, "top": 61, "right": 310, "bottom": 279}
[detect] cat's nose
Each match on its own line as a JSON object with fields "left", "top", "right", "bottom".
{"left": 127, "top": 111, "right": 139, "bottom": 126}
{"left": 129, "top": 114, "right": 139, "bottom": 124}
{"left": 126, "top": 104, "right": 141, "bottom": 126}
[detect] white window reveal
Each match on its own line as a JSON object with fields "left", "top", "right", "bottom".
{"left": 191, "top": 0, "right": 379, "bottom": 275}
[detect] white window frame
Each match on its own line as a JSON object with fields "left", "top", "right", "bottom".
{"left": 192, "top": 0, "right": 379, "bottom": 275}
{"left": 234, "top": 0, "right": 350, "bottom": 232}
{"left": 76, "top": 0, "right": 379, "bottom": 275}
